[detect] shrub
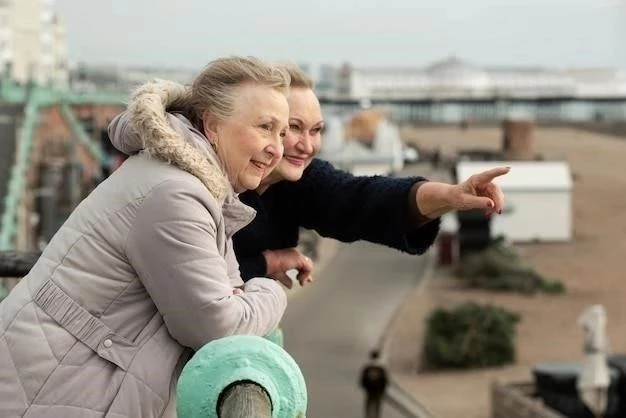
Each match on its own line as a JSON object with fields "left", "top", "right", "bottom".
{"left": 424, "top": 302, "right": 521, "bottom": 370}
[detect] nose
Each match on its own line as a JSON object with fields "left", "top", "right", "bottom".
{"left": 295, "top": 132, "right": 314, "bottom": 154}
{"left": 265, "top": 135, "right": 284, "bottom": 161}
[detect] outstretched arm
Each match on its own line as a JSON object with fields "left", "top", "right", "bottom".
{"left": 282, "top": 158, "right": 440, "bottom": 255}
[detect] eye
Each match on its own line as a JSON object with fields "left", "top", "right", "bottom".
{"left": 280, "top": 130, "right": 287, "bottom": 138}
{"left": 311, "top": 126, "right": 323, "bottom": 135}
{"left": 289, "top": 123, "right": 301, "bottom": 131}
{"left": 260, "top": 123, "right": 273, "bottom": 131}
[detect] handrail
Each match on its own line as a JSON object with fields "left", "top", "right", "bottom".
{"left": 177, "top": 334, "right": 307, "bottom": 418}
{"left": 0, "top": 96, "right": 39, "bottom": 251}
{"left": 1, "top": 72, "right": 128, "bottom": 107}
{"left": 218, "top": 382, "right": 272, "bottom": 417}
{"left": 385, "top": 380, "right": 436, "bottom": 418}
{"left": 0, "top": 90, "right": 117, "bottom": 256}
{"left": 60, "top": 103, "right": 106, "bottom": 164}
{"left": 64, "top": 90, "right": 128, "bottom": 106}
{"left": 0, "top": 250, "right": 40, "bottom": 277}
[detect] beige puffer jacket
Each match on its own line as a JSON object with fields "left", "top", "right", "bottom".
{"left": 0, "top": 81, "right": 287, "bottom": 417}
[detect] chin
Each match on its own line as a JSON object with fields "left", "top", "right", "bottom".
{"left": 277, "top": 166, "right": 305, "bottom": 182}
{"left": 238, "top": 177, "right": 263, "bottom": 192}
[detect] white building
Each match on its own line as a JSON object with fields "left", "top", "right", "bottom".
{"left": 568, "top": 68, "right": 626, "bottom": 98}
{"left": 323, "top": 56, "right": 626, "bottom": 101}
{"left": 69, "top": 64, "right": 198, "bottom": 93}
{"left": 0, "top": 0, "right": 68, "bottom": 86}
{"left": 49, "top": 14, "right": 68, "bottom": 87}
{"left": 455, "top": 160, "right": 573, "bottom": 243}
{"left": 317, "top": 116, "right": 405, "bottom": 176}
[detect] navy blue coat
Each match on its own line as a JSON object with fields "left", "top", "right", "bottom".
{"left": 234, "top": 158, "right": 440, "bottom": 281}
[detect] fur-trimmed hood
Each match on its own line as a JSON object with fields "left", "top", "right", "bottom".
{"left": 108, "top": 80, "right": 230, "bottom": 203}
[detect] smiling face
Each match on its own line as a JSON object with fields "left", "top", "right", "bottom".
{"left": 271, "top": 87, "right": 324, "bottom": 182}
{"left": 203, "top": 83, "right": 290, "bottom": 192}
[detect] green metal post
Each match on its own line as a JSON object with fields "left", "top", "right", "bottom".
{"left": 177, "top": 335, "right": 307, "bottom": 418}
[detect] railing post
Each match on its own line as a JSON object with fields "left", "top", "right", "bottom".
{"left": 218, "top": 382, "right": 272, "bottom": 417}
{"left": 177, "top": 334, "right": 307, "bottom": 418}
{"left": 264, "top": 327, "right": 284, "bottom": 348}
{"left": 0, "top": 251, "right": 40, "bottom": 278}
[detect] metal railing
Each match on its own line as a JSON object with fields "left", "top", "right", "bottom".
{"left": 384, "top": 380, "right": 436, "bottom": 418}
{"left": 218, "top": 382, "right": 272, "bottom": 418}
{"left": 0, "top": 96, "right": 39, "bottom": 251}
{"left": 0, "top": 250, "right": 40, "bottom": 277}
{"left": 0, "top": 85, "right": 116, "bottom": 257}
{"left": 60, "top": 103, "right": 106, "bottom": 164}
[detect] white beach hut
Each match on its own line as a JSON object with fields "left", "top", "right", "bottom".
{"left": 455, "top": 160, "right": 573, "bottom": 242}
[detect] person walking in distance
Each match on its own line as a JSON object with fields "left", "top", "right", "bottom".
{"left": 360, "top": 350, "right": 389, "bottom": 418}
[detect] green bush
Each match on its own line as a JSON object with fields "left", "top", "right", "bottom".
{"left": 455, "top": 237, "right": 566, "bottom": 295}
{"left": 424, "top": 302, "right": 521, "bottom": 370}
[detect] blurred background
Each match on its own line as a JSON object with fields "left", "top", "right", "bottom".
{"left": 0, "top": 1, "right": 625, "bottom": 417}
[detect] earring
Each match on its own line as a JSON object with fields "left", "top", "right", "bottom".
{"left": 210, "top": 138, "right": 218, "bottom": 152}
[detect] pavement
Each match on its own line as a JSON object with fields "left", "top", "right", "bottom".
{"left": 280, "top": 238, "right": 432, "bottom": 418}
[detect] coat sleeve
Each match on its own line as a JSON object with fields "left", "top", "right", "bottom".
{"left": 224, "top": 239, "right": 245, "bottom": 287}
{"left": 125, "top": 179, "right": 286, "bottom": 350}
{"left": 237, "top": 254, "right": 268, "bottom": 282}
{"left": 287, "top": 158, "right": 440, "bottom": 255}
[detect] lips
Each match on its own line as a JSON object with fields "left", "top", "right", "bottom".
{"left": 251, "top": 160, "right": 269, "bottom": 173}
{"left": 284, "top": 156, "right": 308, "bottom": 167}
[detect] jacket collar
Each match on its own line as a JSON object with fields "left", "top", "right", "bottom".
{"left": 111, "top": 80, "right": 256, "bottom": 229}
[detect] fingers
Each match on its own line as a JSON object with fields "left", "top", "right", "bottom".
{"left": 297, "top": 256, "right": 314, "bottom": 287}
{"left": 459, "top": 167, "right": 508, "bottom": 214}
{"left": 460, "top": 194, "right": 495, "bottom": 211}
{"left": 471, "top": 166, "right": 510, "bottom": 186}
{"left": 478, "top": 182, "right": 504, "bottom": 215}
{"left": 273, "top": 272, "right": 294, "bottom": 289}
{"left": 266, "top": 248, "right": 316, "bottom": 289}
{"left": 298, "top": 273, "right": 314, "bottom": 287}
{"left": 300, "top": 255, "right": 314, "bottom": 272}
{"left": 488, "top": 182, "right": 505, "bottom": 214}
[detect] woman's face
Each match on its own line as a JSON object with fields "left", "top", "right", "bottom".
{"left": 204, "top": 84, "right": 289, "bottom": 193}
{"left": 274, "top": 88, "right": 324, "bottom": 182}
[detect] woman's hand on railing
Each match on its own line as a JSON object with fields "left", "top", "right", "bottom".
{"left": 263, "top": 248, "right": 314, "bottom": 289}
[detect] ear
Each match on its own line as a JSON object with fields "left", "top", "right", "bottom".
{"left": 202, "top": 112, "right": 220, "bottom": 144}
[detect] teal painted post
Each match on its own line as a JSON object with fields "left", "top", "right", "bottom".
{"left": 177, "top": 335, "right": 307, "bottom": 418}
{"left": 264, "top": 327, "right": 284, "bottom": 347}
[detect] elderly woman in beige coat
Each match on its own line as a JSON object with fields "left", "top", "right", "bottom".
{"left": 0, "top": 56, "right": 291, "bottom": 417}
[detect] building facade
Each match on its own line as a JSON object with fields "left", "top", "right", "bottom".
{"left": 317, "top": 57, "right": 626, "bottom": 122}
{"left": 68, "top": 64, "right": 198, "bottom": 94}
{"left": 321, "top": 56, "right": 626, "bottom": 101}
{"left": 0, "top": 0, "right": 68, "bottom": 86}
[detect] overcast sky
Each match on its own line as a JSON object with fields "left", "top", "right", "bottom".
{"left": 56, "top": 0, "right": 625, "bottom": 72}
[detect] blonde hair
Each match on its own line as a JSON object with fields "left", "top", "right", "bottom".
{"left": 276, "top": 62, "right": 314, "bottom": 89}
{"left": 170, "top": 56, "right": 291, "bottom": 126}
